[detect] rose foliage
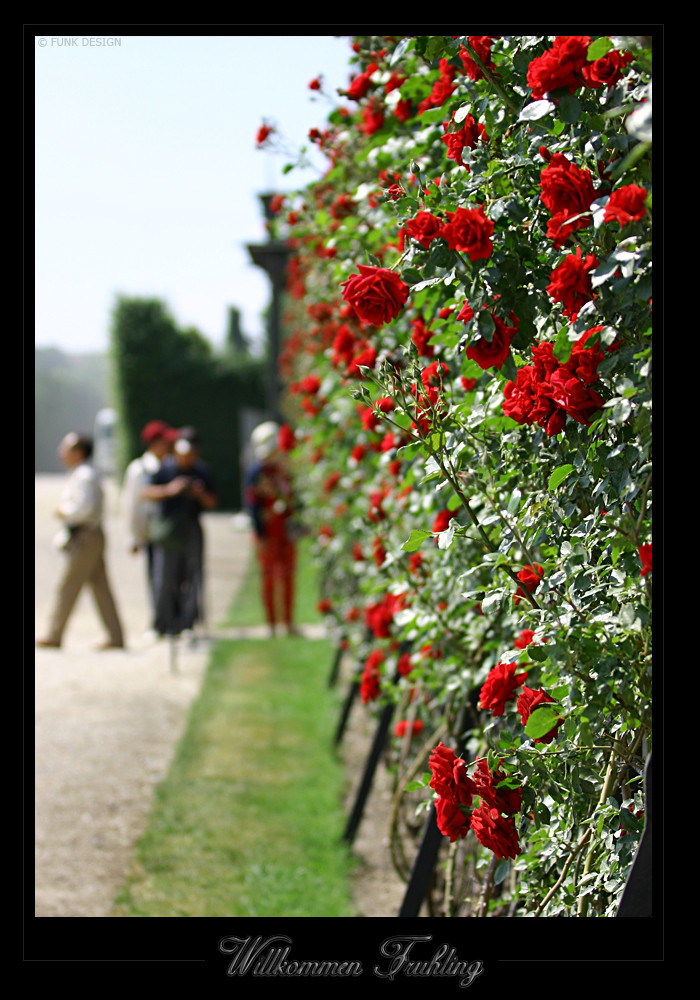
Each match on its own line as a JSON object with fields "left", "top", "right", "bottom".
{"left": 260, "top": 33, "right": 653, "bottom": 918}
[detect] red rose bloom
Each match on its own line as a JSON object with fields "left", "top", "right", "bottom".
{"left": 394, "top": 719, "right": 424, "bottom": 739}
{"left": 472, "top": 758, "right": 522, "bottom": 815}
{"left": 540, "top": 153, "right": 596, "bottom": 244}
{"left": 466, "top": 310, "right": 518, "bottom": 371}
{"left": 345, "top": 69, "right": 373, "bottom": 100}
{"left": 404, "top": 211, "right": 443, "bottom": 249}
{"left": 440, "top": 205, "right": 494, "bottom": 261}
{"left": 479, "top": 661, "right": 528, "bottom": 716}
{"left": 429, "top": 743, "right": 477, "bottom": 807}
{"left": 360, "top": 649, "right": 384, "bottom": 703}
{"left": 547, "top": 247, "right": 599, "bottom": 322}
{"left": 581, "top": 49, "right": 633, "bottom": 89}
{"left": 639, "top": 543, "right": 652, "bottom": 576}
{"left": 256, "top": 123, "right": 274, "bottom": 146}
{"left": 517, "top": 685, "right": 563, "bottom": 744}
{"left": 471, "top": 806, "right": 521, "bottom": 860}
{"left": 341, "top": 265, "right": 410, "bottom": 327}
{"left": 513, "top": 563, "right": 544, "bottom": 604}
{"left": 459, "top": 36, "right": 500, "bottom": 81}
{"left": 526, "top": 35, "right": 591, "bottom": 100}
{"left": 277, "top": 423, "right": 295, "bottom": 452}
{"left": 432, "top": 509, "right": 452, "bottom": 534}
{"left": 435, "top": 796, "right": 471, "bottom": 843}
{"left": 603, "top": 184, "right": 648, "bottom": 228}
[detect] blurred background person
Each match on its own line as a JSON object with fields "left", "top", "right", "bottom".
{"left": 142, "top": 426, "right": 217, "bottom": 640}
{"left": 36, "top": 432, "right": 125, "bottom": 650}
{"left": 244, "top": 421, "right": 299, "bottom": 637}
{"left": 121, "top": 419, "right": 177, "bottom": 637}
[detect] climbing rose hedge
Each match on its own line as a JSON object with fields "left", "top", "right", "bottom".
{"left": 260, "top": 33, "right": 653, "bottom": 918}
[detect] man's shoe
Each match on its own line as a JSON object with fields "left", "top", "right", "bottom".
{"left": 95, "top": 641, "right": 125, "bottom": 651}
{"left": 35, "top": 638, "right": 60, "bottom": 648}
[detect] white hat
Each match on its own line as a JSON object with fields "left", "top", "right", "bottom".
{"left": 251, "top": 421, "right": 280, "bottom": 461}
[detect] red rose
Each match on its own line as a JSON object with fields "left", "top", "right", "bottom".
{"left": 394, "top": 719, "right": 424, "bottom": 739}
{"left": 429, "top": 743, "right": 477, "bottom": 807}
{"left": 526, "top": 35, "right": 591, "bottom": 100}
{"left": 410, "top": 317, "right": 435, "bottom": 357}
{"left": 397, "top": 651, "right": 414, "bottom": 676}
{"left": 479, "top": 661, "right": 528, "bottom": 716}
{"left": 472, "top": 758, "right": 522, "bottom": 815}
{"left": 432, "top": 509, "right": 452, "bottom": 534}
{"left": 639, "top": 543, "right": 652, "bottom": 576}
{"left": 459, "top": 36, "right": 499, "bottom": 82}
{"left": 540, "top": 153, "right": 596, "bottom": 244}
{"left": 466, "top": 311, "right": 518, "bottom": 371}
{"left": 360, "top": 101, "right": 385, "bottom": 136}
{"left": 345, "top": 70, "right": 373, "bottom": 100}
{"left": 441, "top": 113, "right": 488, "bottom": 167}
{"left": 277, "top": 423, "right": 295, "bottom": 452}
{"left": 547, "top": 247, "right": 599, "bottom": 322}
{"left": 517, "top": 685, "right": 563, "bottom": 744}
{"left": 581, "top": 49, "right": 633, "bottom": 89}
{"left": 341, "top": 265, "right": 410, "bottom": 327}
{"left": 471, "top": 806, "right": 521, "bottom": 860}
{"left": 256, "top": 122, "right": 274, "bottom": 146}
{"left": 360, "top": 649, "right": 384, "bottom": 703}
{"left": 435, "top": 796, "right": 471, "bottom": 843}
{"left": 603, "top": 184, "right": 648, "bottom": 228}
{"left": 513, "top": 563, "right": 544, "bottom": 604}
{"left": 440, "top": 205, "right": 494, "bottom": 261}
{"left": 404, "top": 211, "right": 443, "bottom": 249}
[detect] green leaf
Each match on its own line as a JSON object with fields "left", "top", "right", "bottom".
{"left": 525, "top": 705, "right": 563, "bottom": 741}
{"left": 548, "top": 464, "right": 575, "bottom": 490}
{"left": 559, "top": 95, "right": 581, "bottom": 124}
{"left": 494, "top": 859, "right": 510, "bottom": 885}
{"left": 401, "top": 528, "right": 432, "bottom": 553}
{"left": 587, "top": 37, "right": 613, "bottom": 60}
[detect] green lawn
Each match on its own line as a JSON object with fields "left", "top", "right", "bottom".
{"left": 111, "top": 546, "right": 356, "bottom": 917}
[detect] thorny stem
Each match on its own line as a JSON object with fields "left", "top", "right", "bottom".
{"left": 577, "top": 747, "right": 618, "bottom": 917}
{"left": 533, "top": 827, "right": 592, "bottom": 917}
{"left": 462, "top": 41, "right": 519, "bottom": 114}
{"left": 478, "top": 854, "right": 498, "bottom": 917}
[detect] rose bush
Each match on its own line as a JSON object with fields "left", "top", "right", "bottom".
{"left": 260, "top": 32, "right": 653, "bottom": 918}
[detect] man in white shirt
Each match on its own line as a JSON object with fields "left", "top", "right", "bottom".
{"left": 121, "top": 420, "right": 175, "bottom": 631}
{"left": 36, "top": 432, "right": 125, "bottom": 650}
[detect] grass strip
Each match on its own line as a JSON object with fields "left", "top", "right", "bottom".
{"left": 112, "top": 544, "right": 355, "bottom": 918}
{"left": 112, "top": 636, "right": 354, "bottom": 917}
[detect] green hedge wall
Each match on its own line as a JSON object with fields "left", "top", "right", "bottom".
{"left": 110, "top": 295, "right": 266, "bottom": 510}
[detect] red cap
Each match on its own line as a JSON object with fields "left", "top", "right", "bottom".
{"left": 141, "top": 420, "right": 173, "bottom": 443}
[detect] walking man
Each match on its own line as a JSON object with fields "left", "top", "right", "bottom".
{"left": 36, "top": 432, "right": 125, "bottom": 650}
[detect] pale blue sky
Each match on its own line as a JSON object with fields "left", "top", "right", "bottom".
{"left": 34, "top": 32, "right": 354, "bottom": 355}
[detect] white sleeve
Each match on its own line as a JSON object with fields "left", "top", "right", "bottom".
{"left": 122, "top": 459, "right": 148, "bottom": 547}
{"left": 59, "top": 467, "right": 100, "bottom": 526}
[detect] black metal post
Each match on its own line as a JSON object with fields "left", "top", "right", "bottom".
{"left": 343, "top": 680, "right": 398, "bottom": 845}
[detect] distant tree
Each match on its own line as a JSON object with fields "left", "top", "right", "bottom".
{"left": 110, "top": 295, "right": 266, "bottom": 509}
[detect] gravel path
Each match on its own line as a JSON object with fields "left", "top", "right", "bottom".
{"left": 34, "top": 473, "right": 407, "bottom": 919}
